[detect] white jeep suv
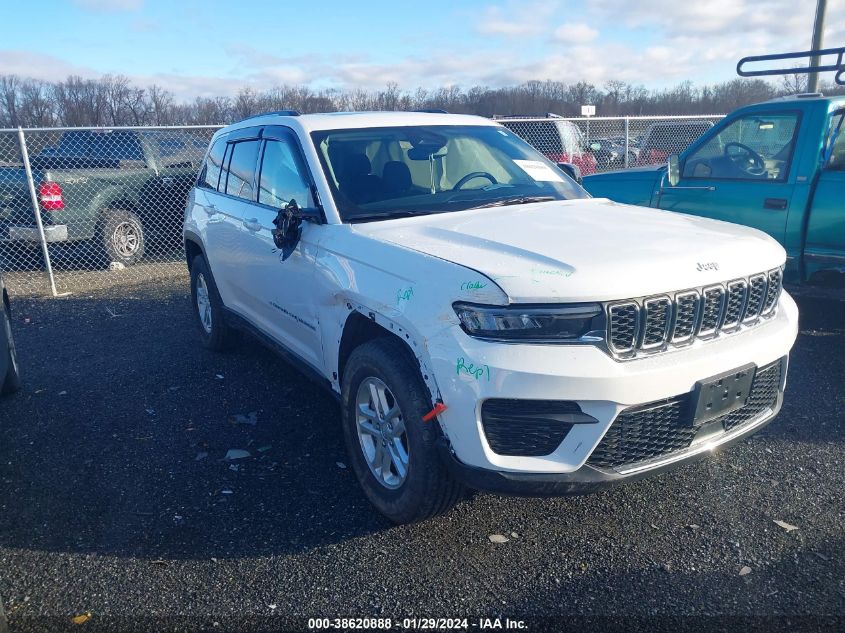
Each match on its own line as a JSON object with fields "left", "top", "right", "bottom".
{"left": 184, "top": 111, "right": 798, "bottom": 523}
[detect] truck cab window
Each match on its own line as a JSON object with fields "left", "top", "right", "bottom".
{"left": 683, "top": 113, "right": 799, "bottom": 181}
{"left": 825, "top": 113, "right": 844, "bottom": 171}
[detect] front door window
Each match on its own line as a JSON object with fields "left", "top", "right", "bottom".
{"left": 682, "top": 113, "right": 799, "bottom": 181}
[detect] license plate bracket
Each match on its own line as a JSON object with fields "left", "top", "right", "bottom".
{"left": 690, "top": 363, "right": 756, "bottom": 426}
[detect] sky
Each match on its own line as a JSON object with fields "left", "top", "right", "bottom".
{"left": 0, "top": 0, "right": 843, "bottom": 100}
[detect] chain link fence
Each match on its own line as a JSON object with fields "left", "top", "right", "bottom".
{"left": 497, "top": 115, "right": 724, "bottom": 175}
{"left": 0, "top": 125, "right": 220, "bottom": 296}
{"left": 1, "top": 116, "right": 723, "bottom": 298}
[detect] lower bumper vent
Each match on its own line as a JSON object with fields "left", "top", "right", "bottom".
{"left": 587, "top": 358, "right": 784, "bottom": 469}
{"left": 481, "top": 399, "right": 597, "bottom": 457}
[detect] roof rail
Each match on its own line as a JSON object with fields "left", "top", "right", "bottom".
{"left": 238, "top": 110, "right": 301, "bottom": 122}
{"left": 737, "top": 47, "right": 844, "bottom": 86}
{"left": 412, "top": 108, "right": 449, "bottom": 114}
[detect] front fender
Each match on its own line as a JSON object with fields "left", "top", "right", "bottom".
{"left": 314, "top": 227, "right": 508, "bottom": 431}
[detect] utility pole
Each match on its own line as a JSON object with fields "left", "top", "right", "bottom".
{"left": 807, "top": 0, "right": 827, "bottom": 93}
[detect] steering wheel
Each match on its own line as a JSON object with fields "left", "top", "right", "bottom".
{"left": 724, "top": 142, "right": 767, "bottom": 176}
{"left": 453, "top": 171, "right": 498, "bottom": 190}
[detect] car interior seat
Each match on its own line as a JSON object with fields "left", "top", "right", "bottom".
{"left": 382, "top": 161, "right": 413, "bottom": 197}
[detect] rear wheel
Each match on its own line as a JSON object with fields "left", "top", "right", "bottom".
{"left": 101, "top": 209, "right": 145, "bottom": 266}
{"left": 341, "top": 337, "right": 463, "bottom": 523}
{"left": 190, "top": 255, "right": 235, "bottom": 351}
{"left": 1, "top": 298, "right": 21, "bottom": 395}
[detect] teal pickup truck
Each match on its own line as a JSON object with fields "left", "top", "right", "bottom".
{"left": 583, "top": 94, "right": 844, "bottom": 284}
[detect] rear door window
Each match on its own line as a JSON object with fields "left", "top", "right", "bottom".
{"left": 225, "top": 140, "right": 261, "bottom": 200}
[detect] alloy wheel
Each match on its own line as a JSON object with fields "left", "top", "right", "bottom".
{"left": 355, "top": 377, "right": 410, "bottom": 489}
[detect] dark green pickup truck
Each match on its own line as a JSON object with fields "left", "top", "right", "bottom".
{"left": 0, "top": 128, "right": 208, "bottom": 265}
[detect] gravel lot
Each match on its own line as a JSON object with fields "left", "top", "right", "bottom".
{"left": 0, "top": 278, "right": 843, "bottom": 632}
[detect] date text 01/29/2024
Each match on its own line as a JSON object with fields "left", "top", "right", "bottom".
{"left": 307, "top": 617, "right": 527, "bottom": 629}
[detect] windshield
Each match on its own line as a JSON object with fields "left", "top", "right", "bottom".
{"left": 310, "top": 124, "right": 587, "bottom": 222}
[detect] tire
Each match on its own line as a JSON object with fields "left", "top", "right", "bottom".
{"left": 101, "top": 209, "right": 145, "bottom": 266}
{"left": 1, "top": 298, "right": 21, "bottom": 395}
{"left": 341, "top": 337, "right": 463, "bottom": 523}
{"left": 189, "top": 255, "right": 235, "bottom": 351}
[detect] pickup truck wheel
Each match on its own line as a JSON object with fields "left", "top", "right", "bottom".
{"left": 101, "top": 209, "right": 145, "bottom": 266}
{"left": 190, "top": 255, "right": 235, "bottom": 351}
{"left": 1, "top": 299, "right": 21, "bottom": 395}
{"left": 342, "top": 337, "right": 463, "bottom": 523}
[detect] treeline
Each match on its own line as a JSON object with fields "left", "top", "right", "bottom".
{"left": 1, "top": 73, "right": 843, "bottom": 128}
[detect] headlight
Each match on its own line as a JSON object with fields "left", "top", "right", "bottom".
{"left": 453, "top": 302, "right": 604, "bottom": 342}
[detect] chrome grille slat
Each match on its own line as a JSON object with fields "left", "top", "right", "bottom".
{"left": 671, "top": 291, "right": 699, "bottom": 344}
{"left": 608, "top": 303, "right": 639, "bottom": 354}
{"left": 606, "top": 268, "right": 782, "bottom": 360}
{"left": 641, "top": 297, "right": 672, "bottom": 349}
{"left": 743, "top": 274, "right": 767, "bottom": 323}
{"left": 698, "top": 285, "right": 725, "bottom": 337}
{"left": 722, "top": 280, "right": 747, "bottom": 331}
{"left": 761, "top": 269, "right": 782, "bottom": 316}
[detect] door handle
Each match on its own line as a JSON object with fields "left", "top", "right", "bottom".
{"left": 243, "top": 218, "right": 262, "bottom": 232}
{"left": 763, "top": 198, "right": 788, "bottom": 210}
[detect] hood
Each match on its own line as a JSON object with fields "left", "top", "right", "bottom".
{"left": 351, "top": 198, "right": 786, "bottom": 303}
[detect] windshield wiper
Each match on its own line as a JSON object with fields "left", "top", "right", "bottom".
{"left": 464, "top": 195, "right": 556, "bottom": 209}
{"left": 346, "top": 210, "right": 436, "bottom": 223}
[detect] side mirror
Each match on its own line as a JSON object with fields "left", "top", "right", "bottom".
{"left": 557, "top": 162, "right": 583, "bottom": 184}
{"left": 272, "top": 199, "right": 322, "bottom": 259}
{"left": 667, "top": 154, "right": 680, "bottom": 186}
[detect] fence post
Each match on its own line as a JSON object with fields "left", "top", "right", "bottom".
{"left": 624, "top": 117, "right": 630, "bottom": 169}
{"left": 18, "top": 127, "right": 58, "bottom": 298}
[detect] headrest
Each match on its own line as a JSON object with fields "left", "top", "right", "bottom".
{"left": 382, "top": 161, "right": 412, "bottom": 192}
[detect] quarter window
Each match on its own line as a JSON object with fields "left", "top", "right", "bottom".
{"left": 683, "top": 113, "right": 799, "bottom": 181}
{"left": 258, "top": 139, "right": 314, "bottom": 208}
{"left": 201, "top": 137, "right": 226, "bottom": 190}
{"left": 225, "top": 140, "right": 260, "bottom": 200}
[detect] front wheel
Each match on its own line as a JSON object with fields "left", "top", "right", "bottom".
{"left": 341, "top": 337, "right": 463, "bottom": 523}
{"left": 1, "top": 298, "right": 21, "bottom": 395}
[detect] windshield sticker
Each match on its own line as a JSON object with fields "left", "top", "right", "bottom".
{"left": 513, "top": 159, "right": 565, "bottom": 183}
{"left": 460, "top": 281, "right": 488, "bottom": 291}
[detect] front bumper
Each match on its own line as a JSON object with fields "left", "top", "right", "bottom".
{"left": 430, "top": 292, "right": 798, "bottom": 476}
{"left": 438, "top": 387, "right": 783, "bottom": 496}
{"left": 2, "top": 224, "right": 68, "bottom": 243}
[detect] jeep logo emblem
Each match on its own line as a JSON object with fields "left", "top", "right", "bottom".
{"left": 696, "top": 262, "right": 719, "bottom": 272}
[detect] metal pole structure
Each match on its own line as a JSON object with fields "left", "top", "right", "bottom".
{"left": 17, "top": 127, "right": 58, "bottom": 297}
{"left": 624, "top": 117, "right": 630, "bottom": 168}
{"left": 808, "top": 0, "right": 828, "bottom": 93}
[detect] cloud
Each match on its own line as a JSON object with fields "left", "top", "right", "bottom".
{"left": 476, "top": 1, "right": 560, "bottom": 37}
{"left": 72, "top": 0, "right": 143, "bottom": 10}
{"left": 0, "top": 50, "right": 98, "bottom": 82}
{"left": 553, "top": 23, "right": 599, "bottom": 44}
{"left": 5, "top": 0, "right": 845, "bottom": 100}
